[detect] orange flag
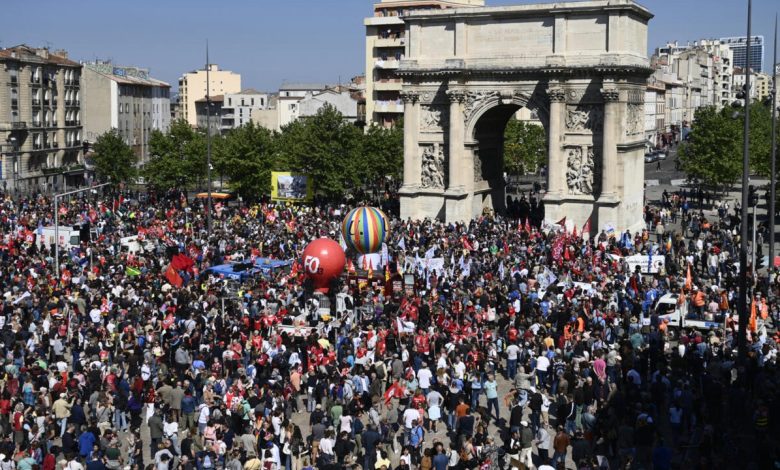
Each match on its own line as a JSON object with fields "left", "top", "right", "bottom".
{"left": 685, "top": 263, "right": 692, "bottom": 290}
{"left": 749, "top": 299, "right": 757, "bottom": 333}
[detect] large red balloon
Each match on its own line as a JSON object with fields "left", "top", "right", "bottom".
{"left": 302, "top": 238, "right": 346, "bottom": 292}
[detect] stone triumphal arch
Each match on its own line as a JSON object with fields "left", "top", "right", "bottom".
{"left": 396, "top": 0, "right": 653, "bottom": 234}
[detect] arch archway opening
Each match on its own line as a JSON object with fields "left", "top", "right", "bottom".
{"left": 471, "top": 103, "right": 547, "bottom": 217}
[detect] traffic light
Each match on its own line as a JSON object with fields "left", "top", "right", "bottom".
{"left": 749, "top": 185, "right": 759, "bottom": 207}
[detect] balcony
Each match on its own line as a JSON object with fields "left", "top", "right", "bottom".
{"left": 32, "top": 99, "right": 41, "bottom": 107}
{"left": 374, "top": 59, "right": 401, "bottom": 70}
{"left": 31, "top": 121, "right": 42, "bottom": 127}
{"left": 375, "top": 37, "right": 405, "bottom": 48}
{"left": 8, "top": 76, "right": 18, "bottom": 85}
{"left": 365, "top": 15, "right": 404, "bottom": 26}
{"left": 12, "top": 121, "right": 26, "bottom": 129}
{"left": 374, "top": 79, "right": 403, "bottom": 91}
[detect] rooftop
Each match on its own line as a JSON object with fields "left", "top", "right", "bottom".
{"left": 195, "top": 95, "right": 224, "bottom": 103}
{"left": 0, "top": 44, "right": 81, "bottom": 67}
{"left": 84, "top": 61, "right": 170, "bottom": 87}
{"left": 279, "top": 82, "right": 329, "bottom": 91}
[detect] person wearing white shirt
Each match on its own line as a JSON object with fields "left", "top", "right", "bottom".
{"left": 453, "top": 358, "right": 466, "bottom": 380}
{"left": 403, "top": 407, "right": 420, "bottom": 430}
{"left": 506, "top": 343, "right": 521, "bottom": 380}
{"left": 417, "top": 364, "right": 433, "bottom": 393}
{"left": 436, "top": 352, "right": 448, "bottom": 371}
{"left": 535, "top": 353, "right": 551, "bottom": 390}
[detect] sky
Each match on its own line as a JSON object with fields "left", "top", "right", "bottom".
{"left": 0, "top": 0, "right": 777, "bottom": 94}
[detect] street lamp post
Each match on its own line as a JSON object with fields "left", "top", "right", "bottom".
{"left": 737, "top": 0, "right": 752, "bottom": 364}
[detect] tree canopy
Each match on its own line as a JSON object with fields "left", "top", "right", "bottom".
{"left": 679, "top": 103, "right": 778, "bottom": 188}
{"left": 91, "top": 129, "right": 137, "bottom": 185}
{"left": 141, "top": 106, "right": 404, "bottom": 201}
{"left": 503, "top": 119, "right": 547, "bottom": 176}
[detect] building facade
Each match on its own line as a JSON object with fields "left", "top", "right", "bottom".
{"left": 720, "top": 36, "right": 764, "bottom": 72}
{"left": 0, "top": 45, "right": 86, "bottom": 192}
{"left": 82, "top": 61, "right": 171, "bottom": 165}
{"left": 195, "top": 95, "right": 228, "bottom": 135}
{"left": 178, "top": 64, "right": 241, "bottom": 127}
{"left": 222, "top": 89, "right": 269, "bottom": 129}
{"left": 299, "top": 90, "right": 359, "bottom": 122}
{"left": 364, "top": 0, "right": 485, "bottom": 128}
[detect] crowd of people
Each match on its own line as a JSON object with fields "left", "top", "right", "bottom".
{"left": 0, "top": 187, "right": 778, "bottom": 470}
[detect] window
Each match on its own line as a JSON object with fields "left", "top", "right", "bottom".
{"left": 251, "top": 98, "right": 254, "bottom": 106}
{"left": 228, "top": 98, "right": 231, "bottom": 106}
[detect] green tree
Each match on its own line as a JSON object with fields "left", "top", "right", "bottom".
{"left": 91, "top": 129, "right": 137, "bottom": 184}
{"left": 144, "top": 119, "right": 208, "bottom": 190}
{"left": 277, "top": 104, "right": 363, "bottom": 199}
{"left": 361, "top": 123, "right": 404, "bottom": 182}
{"left": 503, "top": 119, "right": 547, "bottom": 176}
{"left": 679, "top": 104, "right": 777, "bottom": 188}
{"left": 213, "top": 122, "right": 278, "bottom": 198}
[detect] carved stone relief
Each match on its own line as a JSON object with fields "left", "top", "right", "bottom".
{"left": 566, "top": 147, "right": 594, "bottom": 195}
{"left": 463, "top": 90, "right": 499, "bottom": 118}
{"left": 474, "top": 151, "right": 483, "bottom": 183}
{"left": 421, "top": 105, "right": 447, "bottom": 132}
{"left": 626, "top": 89, "right": 644, "bottom": 104}
{"left": 626, "top": 104, "right": 643, "bottom": 136}
{"left": 420, "top": 144, "right": 446, "bottom": 189}
{"left": 565, "top": 105, "right": 603, "bottom": 132}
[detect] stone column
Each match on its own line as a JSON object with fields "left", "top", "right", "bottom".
{"left": 400, "top": 90, "right": 420, "bottom": 188}
{"left": 600, "top": 86, "right": 620, "bottom": 201}
{"left": 445, "top": 89, "right": 466, "bottom": 191}
{"left": 546, "top": 85, "right": 566, "bottom": 197}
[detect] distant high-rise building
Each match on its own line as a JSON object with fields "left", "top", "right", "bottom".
{"left": 364, "top": 0, "right": 485, "bottom": 128}
{"left": 720, "top": 36, "right": 764, "bottom": 71}
{"left": 0, "top": 45, "right": 86, "bottom": 191}
{"left": 178, "top": 65, "right": 241, "bottom": 127}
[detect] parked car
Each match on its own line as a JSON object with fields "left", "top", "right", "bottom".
{"left": 644, "top": 152, "right": 658, "bottom": 164}
{"left": 655, "top": 150, "right": 668, "bottom": 160}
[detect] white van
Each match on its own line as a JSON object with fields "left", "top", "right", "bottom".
{"left": 652, "top": 293, "right": 724, "bottom": 336}
{"left": 120, "top": 235, "right": 154, "bottom": 255}
{"left": 36, "top": 226, "right": 84, "bottom": 250}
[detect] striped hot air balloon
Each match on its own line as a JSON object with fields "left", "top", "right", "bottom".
{"left": 341, "top": 206, "right": 388, "bottom": 254}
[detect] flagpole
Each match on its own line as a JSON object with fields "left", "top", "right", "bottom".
{"left": 205, "top": 40, "right": 213, "bottom": 236}
{"left": 769, "top": 13, "right": 778, "bottom": 294}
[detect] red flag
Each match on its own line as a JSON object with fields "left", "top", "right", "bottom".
{"left": 582, "top": 216, "right": 592, "bottom": 236}
{"left": 383, "top": 380, "right": 407, "bottom": 405}
{"left": 524, "top": 218, "right": 531, "bottom": 233}
{"left": 556, "top": 216, "right": 567, "bottom": 227}
{"left": 164, "top": 265, "right": 183, "bottom": 288}
{"left": 572, "top": 224, "right": 578, "bottom": 238}
{"left": 171, "top": 253, "right": 195, "bottom": 273}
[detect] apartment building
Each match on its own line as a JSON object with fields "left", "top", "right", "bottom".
{"left": 222, "top": 89, "right": 269, "bottom": 129}
{"left": 0, "top": 45, "right": 86, "bottom": 192}
{"left": 82, "top": 61, "right": 171, "bottom": 164}
{"left": 178, "top": 64, "right": 241, "bottom": 127}
{"left": 364, "top": 0, "right": 485, "bottom": 128}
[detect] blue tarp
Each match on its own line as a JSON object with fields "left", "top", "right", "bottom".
{"left": 254, "top": 258, "right": 293, "bottom": 275}
{"left": 204, "top": 263, "right": 259, "bottom": 281}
